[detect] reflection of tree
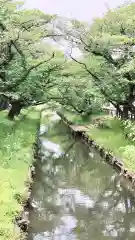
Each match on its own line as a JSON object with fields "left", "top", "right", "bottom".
{"left": 29, "top": 120, "right": 135, "bottom": 239}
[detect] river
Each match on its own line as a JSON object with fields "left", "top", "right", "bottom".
{"left": 28, "top": 112, "right": 135, "bottom": 240}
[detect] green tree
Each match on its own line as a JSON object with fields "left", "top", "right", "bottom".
{"left": 47, "top": 59, "right": 104, "bottom": 117}
{"left": 0, "top": 0, "right": 107, "bottom": 120}
{"left": 66, "top": 2, "right": 135, "bottom": 119}
{"left": 0, "top": 0, "right": 66, "bottom": 119}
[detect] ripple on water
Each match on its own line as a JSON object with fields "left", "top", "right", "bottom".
{"left": 41, "top": 140, "right": 63, "bottom": 159}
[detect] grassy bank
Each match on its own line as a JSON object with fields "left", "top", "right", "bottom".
{"left": 64, "top": 110, "right": 106, "bottom": 125}
{"left": 0, "top": 108, "right": 40, "bottom": 240}
{"left": 64, "top": 111, "right": 135, "bottom": 172}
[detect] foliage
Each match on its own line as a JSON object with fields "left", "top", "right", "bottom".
{"left": 123, "top": 119, "right": 135, "bottom": 141}
{"left": 58, "top": 85, "right": 102, "bottom": 117}
{"left": 48, "top": 61, "right": 104, "bottom": 117}
{"left": 0, "top": 0, "right": 69, "bottom": 118}
{"left": 96, "top": 118, "right": 112, "bottom": 129}
{"left": 119, "top": 145, "right": 135, "bottom": 171}
{"left": 65, "top": 2, "right": 135, "bottom": 119}
{"left": 0, "top": 0, "right": 105, "bottom": 119}
{"left": 2, "top": 1, "right": 135, "bottom": 120}
{"left": 0, "top": 108, "right": 39, "bottom": 240}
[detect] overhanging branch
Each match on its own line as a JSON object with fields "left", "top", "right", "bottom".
{"left": 8, "top": 52, "right": 55, "bottom": 90}
{"left": 70, "top": 54, "right": 121, "bottom": 106}
{"left": 0, "top": 21, "right": 26, "bottom": 68}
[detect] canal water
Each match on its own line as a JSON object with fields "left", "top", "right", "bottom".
{"left": 28, "top": 112, "right": 135, "bottom": 240}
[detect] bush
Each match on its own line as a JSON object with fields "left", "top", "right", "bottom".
{"left": 119, "top": 145, "right": 135, "bottom": 170}
{"left": 91, "top": 116, "right": 113, "bottom": 129}
{"left": 123, "top": 120, "right": 135, "bottom": 142}
{"left": 97, "top": 120, "right": 112, "bottom": 129}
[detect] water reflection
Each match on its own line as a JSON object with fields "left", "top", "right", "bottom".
{"left": 41, "top": 140, "right": 63, "bottom": 159}
{"left": 28, "top": 113, "right": 135, "bottom": 240}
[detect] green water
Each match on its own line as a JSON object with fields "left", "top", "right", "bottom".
{"left": 28, "top": 113, "right": 135, "bottom": 240}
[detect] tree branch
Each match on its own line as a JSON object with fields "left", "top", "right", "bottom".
{"left": 20, "top": 19, "right": 50, "bottom": 31}
{"left": 0, "top": 21, "right": 26, "bottom": 68}
{"left": 79, "top": 36, "right": 128, "bottom": 68}
{"left": 8, "top": 52, "right": 55, "bottom": 90}
{"left": 70, "top": 54, "right": 121, "bottom": 107}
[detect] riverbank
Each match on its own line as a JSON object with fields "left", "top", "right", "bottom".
{"left": 63, "top": 111, "right": 135, "bottom": 172}
{"left": 0, "top": 108, "right": 40, "bottom": 240}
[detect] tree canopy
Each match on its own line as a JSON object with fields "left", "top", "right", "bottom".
{"left": 2, "top": 0, "right": 135, "bottom": 120}
{"left": 0, "top": 0, "right": 99, "bottom": 119}
{"left": 0, "top": 0, "right": 65, "bottom": 118}
{"left": 66, "top": 2, "right": 135, "bottom": 119}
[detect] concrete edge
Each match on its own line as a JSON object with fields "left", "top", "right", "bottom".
{"left": 58, "top": 112, "right": 135, "bottom": 188}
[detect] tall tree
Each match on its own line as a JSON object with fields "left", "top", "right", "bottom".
{"left": 65, "top": 2, "right": 135, "bottom": 119}
{"left": 0, "top": 0, "right": 67, "bottom": 119}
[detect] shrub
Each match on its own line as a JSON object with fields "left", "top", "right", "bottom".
{"left": 119, "top": 145, "right": 135, "bottom": 170}
{"left": 123, "top": 120, "right": 135, "bottom": 142}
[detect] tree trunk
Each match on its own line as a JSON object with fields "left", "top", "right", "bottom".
{"left": 8, "top": 100, "right": 23, "bottom": 120}
{"left": 129, "top": 106, "right": 135, "bottom": 120}
{"left": 114, "top": 104, "right": 122, "bottom": 118}
{"left": 81, "top": 109, "right": 92, "bottom": 122}
{"left": 122, "top": 104, "right": 129, "bottom": 119}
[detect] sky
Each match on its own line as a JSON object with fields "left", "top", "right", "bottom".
{"left": 24, "top": 0, "right": 130, "bottom": 22}
{"left": 24, "top": 0, "right": 132, "bottom": 57}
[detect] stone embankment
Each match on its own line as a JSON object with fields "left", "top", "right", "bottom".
{"left": 57, "top": 111, "right": 135, "bottom": 189}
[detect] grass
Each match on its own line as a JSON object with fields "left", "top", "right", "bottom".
{"left": 0, "top": 107, "right": 40, "bottom": 240}
{"left": 64, "top": 111, "right": 135, "bottom": 171}
{"left": 88, "top": 118, "right": 135, "bottom": 168}
{"left": 63, "top": 110, "right": 107, "bottom": 125}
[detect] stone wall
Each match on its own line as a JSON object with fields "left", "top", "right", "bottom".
{"left": 58, "top": 112, "right": 135, "bottom": 188}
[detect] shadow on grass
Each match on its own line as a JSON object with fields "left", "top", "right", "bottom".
{"left": 0, "top": 108, "right": 40, "bottom": 168}
{"left": 0, "top": 108, "right": 39, "bottom": 138}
